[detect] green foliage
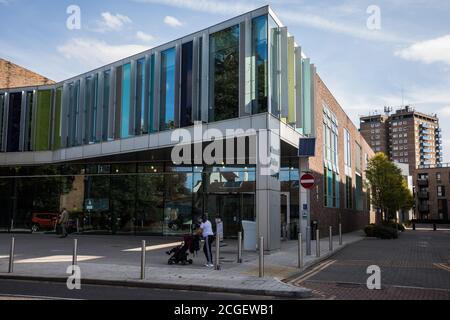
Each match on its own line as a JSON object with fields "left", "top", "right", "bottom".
{"left": 365, "top": 153, "right": 414, "bottom": 222}
{"left": 364, "top": 224, "right": 399, "bottom": 239}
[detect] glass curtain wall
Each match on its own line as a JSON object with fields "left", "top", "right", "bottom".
{"left": 121, "top": 63, "right": 132, "bottom": 138}
{"left": 148, "top": 55, "right": 155, "bottom": 133}
{"left": 136, "top": 58, "right": 146, "bottom": 135}
{"left": 180, "top": 41, "right": 193, "bottom": 127}
{"left": 252, "top": 16, "right": 268, "bottom": 114}
{"left": 0, "top": 163, "right": 256, "bottom": 235}
{"left": 85, "top": 74, "right": 99, "bottom": 144}
{"left": 269, "top": 17, "right": 280, "bottom": 118}
{"left": 160, "top": 48, "right": 176, "bottom": 130}
{"left": 102, "top": 70, "right": 111, "bottom": 142}
{"left": 6, "top": 92, "right": 22, "bottom": 152}
{"left": 209, "top": 25, "right": 240, "bottom": 122}
{"left": 23, "top": 91, "right": 34, "bottom": 151}
{"left": 35, "top": 90, "right": 52, "bottom": 151}
{"left": 68, "top": 81, "right": 80, "bottom": 147}
{"left": 0, "top": 94, "right": 5, "bottom": 151}
{"left": 53, "top": 87, "right": 63, "bottom": 150}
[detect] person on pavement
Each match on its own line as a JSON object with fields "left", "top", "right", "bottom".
{"left": 58, "top": 208, "right": 70, "bottom": 238}
{"left": 197, "top": 215, "right": 215, "bottom": 268}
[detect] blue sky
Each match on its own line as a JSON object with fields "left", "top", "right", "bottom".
{"left": 1, "top": 0, "right": 449, "bottom": 162}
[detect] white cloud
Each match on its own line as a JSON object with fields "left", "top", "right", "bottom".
{"left": 136, "top": 31, "right": 155, "bottom": 42}
{"left": 133, "top": 0, "right": 255, "bottom": 16}
{"left": 395, "top": 35, "right": 450, "bottom": 65}
{"left": 57, "top": 38, "right": 149, "bottom": 69}
{"left": 438, "top": 106, "right": 450, "bottom": 117}
{"left": 164, "top": 15, "right": 183, "bottom": 28}
{"left": 97, "top": 12, "right": 132, "bottom": 32}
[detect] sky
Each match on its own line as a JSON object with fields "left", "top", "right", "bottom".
{"left": 0, "top": 0, "right": 449, "bottom": 163}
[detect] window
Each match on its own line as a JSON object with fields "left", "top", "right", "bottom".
{"left": 437, "top": 186, "right": 445, "bottom": 197}
{"left": 160, "top": 48, "right": 176, "bottom": 130}
{"left": 0, "top": 93, "right": 5, "bottom": 151}
{"left": 7, "top": 92, "right": 22, "bottom": 152}
{"left": 148, "top": 54, "right": 155, "bottom": 133}
{"left": 180, "top": 41, "right": 193, "bottom": 127}
{"left": 269, "top": 17, "right": 279, "bottom": 117}
{"left": 136, "top": 58, "right": 147, "bottom": 134}
{"left": 23, "top": 91, "right": 34, "bottom": 151}
{"left": 436, "top": 173, "right": 441, "bottom": 182}
{"left": 344, "top": 129, "right": 351, "bottom": 167}
{"left": 209, "top": 25, "right": 240, "bottom": 122}
{"left": 355, "top": 143, "right": 362, "bottom": 173}
{"left": 68, "top": 80, "right": 80, "bottom": 146}
{"left": 35, "top": 90, "right": 53, "bottom": 151}
{"left": 53, "top": 87, "right": 63, "bottom": 150}
{"left": 355, "top": 174, "right": 363, "bottom": 211}
{"left": 252, "top": 15, "right": 268, "bottom": 114}
{"left": 121, "top": 63, "right": 132, "bottom": 138}
{"left": 85, "top": 74, "right": 99, "bottom": 144}
{"left": 345, "top": 176, "right": 353, "bottom": 209}
{"left": 102, "top": 70, "right": 111, "bottom": 141}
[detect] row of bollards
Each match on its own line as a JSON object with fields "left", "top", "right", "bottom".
{"left": 297, "top": 223, "right": 344, "bottom": 270}
{"left": 5, "top": 224, "right": 344, "bottom": 279}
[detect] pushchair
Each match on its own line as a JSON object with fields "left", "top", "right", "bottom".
{"left": 166, "top": 234, "right": 200, "bottom": 265}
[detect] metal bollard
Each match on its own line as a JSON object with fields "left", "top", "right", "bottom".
{"left": 76, "top": 219, "right": 80, "bottom": 234}
{"left": 259, "top": 236, "right": 264, "bottom": 278}
{"left": 298, "top": 233, "right": 303, "bottom": 269}
{"left": 8, "top": 237, "right": 15, "bottom": 273}
{"left": 316, "top": 229, "right": 320, "bottom": 258}
{"left": 339, "top": 223, "right": 343, "bottom": 245}
{"left": 237, "top": 232, "right": 243, "bottom": 263}
{"left": 72, "top": 239, "right": 78, "bottom": 267}
{"left": 215, "top": 236, "right": 221, "bottom": 270}
{"left": 329, "top": 226, "right": 333, "bottom": 251}
{"left": 141, "top": 240, "right": 146, "bottom": 280}
{"left": 306, "top": 227, "right": 311, "bottom": 256}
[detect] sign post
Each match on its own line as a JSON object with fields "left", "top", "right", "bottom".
{"left": 300, "top": 173, "right": 315, "bottom": 190}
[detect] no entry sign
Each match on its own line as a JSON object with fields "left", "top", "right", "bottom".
{"left": 300, "top": 173, "right": 315, "bottom": 189}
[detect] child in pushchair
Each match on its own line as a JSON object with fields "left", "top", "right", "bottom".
{"left": 166, "top": 234, "right": 200, "bottom": 265}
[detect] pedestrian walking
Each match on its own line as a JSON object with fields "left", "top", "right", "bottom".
{"left": 58, "top": 208, "right": 70, "bottom": 238}
{"left": 197, "top": 215, "right": 215, "bottom": 268}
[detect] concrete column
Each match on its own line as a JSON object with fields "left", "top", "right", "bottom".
{"left": 256, "top": 129, "right": 281, "bottom": 251}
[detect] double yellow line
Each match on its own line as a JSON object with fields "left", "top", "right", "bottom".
{"left": 292, "top": 260, "right": 337, "bottom": 285}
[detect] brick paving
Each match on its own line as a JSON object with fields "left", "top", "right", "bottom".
{"left": 291, "top": 229, "right": 450, "bottom": 300}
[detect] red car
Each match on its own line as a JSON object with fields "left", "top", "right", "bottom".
{"left": 31, "top": 212, "right": 59, "bottom": 232}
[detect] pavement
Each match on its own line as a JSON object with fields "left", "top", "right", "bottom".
{"left": 0, "top": 231, "right": 364, "bottom": 299}
{"left": 288, "top": 228, "right": 450, "bottom": 300}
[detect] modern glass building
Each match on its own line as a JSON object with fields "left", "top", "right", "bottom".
{"left": 0, "top": 6, "right": 373, "bottom": 250}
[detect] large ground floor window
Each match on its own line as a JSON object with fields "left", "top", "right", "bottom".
{"left": 0, "top": 163, "right": 256, "bottom": 237}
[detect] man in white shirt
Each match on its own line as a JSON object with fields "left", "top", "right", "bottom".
{"left": 198, "top": 215, "right": 215, "bottom": 268}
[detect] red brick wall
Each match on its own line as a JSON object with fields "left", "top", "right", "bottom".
{"left": 0, "top": 59, "right": 54, "bottom": 89}
{"left": 306, "top": 74, "right": 375, "bottom": 236}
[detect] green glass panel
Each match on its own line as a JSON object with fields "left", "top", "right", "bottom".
{"left": 35, "top": 90, "right": 52, "bottom": 151}
{"left": 53, "top": 88, "right": 62, "bottom": 150}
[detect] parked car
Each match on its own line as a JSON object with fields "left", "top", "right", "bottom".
{"left": 31, "top": 212, "right": 59, "bottom": 232}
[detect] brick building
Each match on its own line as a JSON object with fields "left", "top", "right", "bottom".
{"left": 308, "top": 76, "right": 375, "bottom": 236}
{"left": 0, "top": 58, "right": 54, "bottom": 89}
{"left": 360, "top": 106, "right": 442, "bottom": 175}
{"left": 415, "top": 164, "right": 450, "bottom": 220}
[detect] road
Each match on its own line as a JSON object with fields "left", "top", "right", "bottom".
{"left": 0, "top": 279, "right": 277, "bottom": 300}
{"left": 291, "top": 229, "right": 450, "bottom": 300}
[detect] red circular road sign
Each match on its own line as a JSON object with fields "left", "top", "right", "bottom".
{"left": 300, "top": 173, "right": 315, "bottom": 189}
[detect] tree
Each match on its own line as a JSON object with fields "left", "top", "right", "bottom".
{"left": 365, "top": 153, "right": 414, "bottom": 222}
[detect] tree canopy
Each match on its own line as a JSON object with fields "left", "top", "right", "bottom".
{"left": 365, "top": 153, "right": 414, "bottom": 222}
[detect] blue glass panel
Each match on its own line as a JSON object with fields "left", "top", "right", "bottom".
{"left": 160, "top": 48, "right": 176, "bottom": 130}
{"left": 121, "top": 63, "right": 131, "bottom": 138}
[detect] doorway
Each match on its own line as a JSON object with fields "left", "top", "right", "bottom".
{"left": 206, "top": 193, "right": 255, "bottom": 238}
{"left": 280, "top": 192, "right": 290, "bottom": 240}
